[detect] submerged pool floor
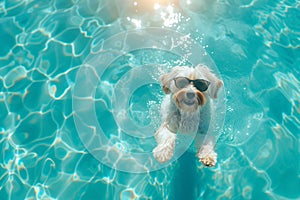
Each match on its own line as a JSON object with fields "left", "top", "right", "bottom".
{"left": 0, "top": 0, "right": 299, "bottom": 199}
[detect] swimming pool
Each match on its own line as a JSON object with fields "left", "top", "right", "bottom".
{"left": 0, "top": 0, "right": 299, "bottom": 199}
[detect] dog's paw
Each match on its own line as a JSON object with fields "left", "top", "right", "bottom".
{"left": 153, "top": 124, "right": 176, "bottom": 163}
{"left": 197, "top": 143, "right": 217, "bottom": 167}
{"left": 153, "top": 143, "right": 175, "bottom": 163}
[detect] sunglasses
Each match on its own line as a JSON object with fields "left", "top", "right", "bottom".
{"left": 174, "top": 77, "right": 210, "bottom": 92}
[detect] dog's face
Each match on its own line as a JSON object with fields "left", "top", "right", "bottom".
{"left": 160, "top": 65, "right": 223, "bottom": 113}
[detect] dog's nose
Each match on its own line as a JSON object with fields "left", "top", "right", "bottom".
{"left": 186, "top": 92, "right": 195, "bottom": 99}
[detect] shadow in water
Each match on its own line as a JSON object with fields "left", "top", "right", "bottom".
{"left": 170, "top": 151, "right": 200, "bottom": 200}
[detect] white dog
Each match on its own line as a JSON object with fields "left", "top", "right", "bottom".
{"left": 153, "top": 64, "right": 223, "bottom": 167}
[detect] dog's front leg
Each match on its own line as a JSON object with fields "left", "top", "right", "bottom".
{"left": 197, "top": 140, "right": 217, "bottom": 167}
{"left": 153, "top": 123, "right": 176, "bottom": 163}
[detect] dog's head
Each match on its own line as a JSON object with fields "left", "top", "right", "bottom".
{"left": 160, "top": 65, "right": 223, "bottom": 112}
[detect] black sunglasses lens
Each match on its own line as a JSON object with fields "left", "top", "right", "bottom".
{"left": 194, "top": 80, "right": 209, "bottom": 91}
{"left": 175, "top": 77, "right": 189, "bottom": 88}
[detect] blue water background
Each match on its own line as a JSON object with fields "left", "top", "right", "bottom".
{"left": 0, "top": 0, "right": 299, "bottom": 199}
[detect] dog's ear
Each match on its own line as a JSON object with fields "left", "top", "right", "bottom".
{"left": 160, "top": 73, "right": 173, "bottom": 94}
{"left": 160, "top": 67, "right": 182, "bottom": 94}
{"left": 196, "top": 64, "right": 223, "bottom": 99}
{"left": 160, "top": 74, "right": 171, "bottom": 94}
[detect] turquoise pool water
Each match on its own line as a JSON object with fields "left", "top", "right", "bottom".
{"left": 0, "top": 0, "right": 299, "bottom": 199}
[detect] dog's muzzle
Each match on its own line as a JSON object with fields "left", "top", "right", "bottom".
{"left": 196, "top": 91, "right": 206, "bottom": 106}
{"left": 174, "top": 89, "right": 206, "bottom": 112}
{"left": 183, "top": 91, "right": 197, "bottom": 105}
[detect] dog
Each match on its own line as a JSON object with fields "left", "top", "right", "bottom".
{"left": 153, "top": 64, "right": 223, "bottom": 167}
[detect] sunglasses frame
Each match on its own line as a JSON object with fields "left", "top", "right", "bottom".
{"left": 173, "top": 77, "right": 210, "bottom": 92}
